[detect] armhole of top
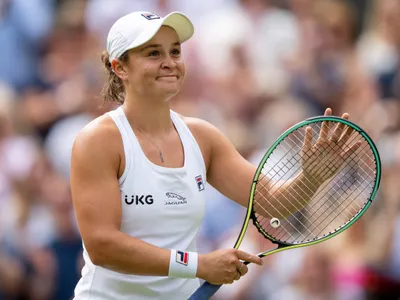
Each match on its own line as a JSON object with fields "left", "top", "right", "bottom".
{"left": 171, "top": 111, "right": 207, "bottom": 178}
{"left": 106, "top": 111, "right": 131, "bottom": 187}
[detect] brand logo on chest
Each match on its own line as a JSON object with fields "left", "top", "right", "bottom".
{"left": 195, "top": 175, "right": 205, "bottom": 191}
{"left": 165, "top": 192, "right": 187, "bottom": 206}
{"left": 124, "top": 194, "right": 154, "bottom": 205}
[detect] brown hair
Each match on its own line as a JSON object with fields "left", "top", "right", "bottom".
{"left": 101, "top": 51, "right": 129, "bottom": 104}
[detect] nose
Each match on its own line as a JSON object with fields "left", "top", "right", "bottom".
{"left": 161, "top": 56, "right": 177, "bottom": 69}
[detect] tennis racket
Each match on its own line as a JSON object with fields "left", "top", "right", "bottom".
{"left": 188, "top": 115, "right": 381, "bottom": 300}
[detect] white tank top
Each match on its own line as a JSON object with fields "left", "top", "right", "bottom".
{"left": 74, "top": 107, "right": 206, "bottom": 300}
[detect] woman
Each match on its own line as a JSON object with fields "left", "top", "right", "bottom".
{"left": 71, "top": 11, "right": 351, "bottom": 299}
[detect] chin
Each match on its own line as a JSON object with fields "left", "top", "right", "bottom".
{"left": 151, "top": 89, "right": 178, "bottom": 101}
{"left": 157, "top": 85, "right": 181, "bottom": 98}
{"left": 164, "top": 90, "right": 180, "bottom": 101}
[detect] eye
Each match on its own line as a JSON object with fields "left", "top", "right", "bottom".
{"left": 171, "top": 48, "right": 181, "bottom": 56}
{"left": 148, "top": 50, "right": 160, "bottom": 57}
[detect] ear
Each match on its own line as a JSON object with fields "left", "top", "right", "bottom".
{"left": 111, "top": 59, "right": 128, "bottom": 80}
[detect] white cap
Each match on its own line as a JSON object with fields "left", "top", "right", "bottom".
{"left": 107, "top": 11, "right": 194, "bottom": 62}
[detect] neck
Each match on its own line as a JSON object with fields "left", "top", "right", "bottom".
{"left": 122, "top": 92, "right": 174, "bottom": 135}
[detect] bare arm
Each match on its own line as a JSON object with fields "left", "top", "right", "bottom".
{"left": 70, "top": 117, "right": 170, "bottom": 276}
{"left": 187, "top": 109, "right": 353, "bottom": 217}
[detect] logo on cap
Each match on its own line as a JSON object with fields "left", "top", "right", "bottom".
{"left": 141, "top": 13, "right": 161, "bottom": 20}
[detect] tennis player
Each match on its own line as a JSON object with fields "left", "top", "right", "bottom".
{"left": 71, "top": 11, "right": 347, "bottom": 300}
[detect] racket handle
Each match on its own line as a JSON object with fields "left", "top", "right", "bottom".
{"left": 188, "top": 281, "right": 221, "bottom": 300}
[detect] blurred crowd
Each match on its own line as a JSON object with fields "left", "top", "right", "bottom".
{"left": 0, "top": 0, "right": 400, "bottom": 299}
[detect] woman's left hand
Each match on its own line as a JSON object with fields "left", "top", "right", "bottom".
{"left": 301, "top": 108, "right": 361, "bottom": 186}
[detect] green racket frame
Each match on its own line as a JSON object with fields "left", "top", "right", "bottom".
{"left": 235, "top": 116, "right": 381, "bottom": 255}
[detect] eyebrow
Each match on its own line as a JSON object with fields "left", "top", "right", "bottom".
{"left": 140, "top": 42, "right": 181, "bottom": 52}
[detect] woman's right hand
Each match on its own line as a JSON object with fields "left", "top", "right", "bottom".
{"left": 196, "top": 249, "right": 263, "bottom": 285}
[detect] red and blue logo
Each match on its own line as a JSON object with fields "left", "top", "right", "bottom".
{"left": 176, "top": 251, "right": 189, "bottom": 265}
{"left": 195, "top": 175, "right": 205, "bottom": 191}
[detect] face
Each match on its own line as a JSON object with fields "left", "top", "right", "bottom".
{"left": 113, "top": 26, "right": 185, "bottom": 100}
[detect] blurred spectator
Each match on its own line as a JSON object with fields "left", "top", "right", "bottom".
{"left": 362, "top": 156, "right": 400, "bottom": 300}
{"left": 195, "top": 0, "right": 300, "bottom": 98}
{"left": 1, "top": 0, "right": 400, "bottom": 299}
{"left": 288, "top": 0, "right": 379, "bottom": 138}
{"left": 41, "top": 171, "right": 82, "bottom": 300}
{"left": 357, "top": 0, "right": 400, "bottom": 79}
{"left": 270, "top": 247, "right": 338, "bottom": 300}
{"left": 0, "top": 0, "right": 55, "bottom": 93}
{"left": 358, "top": 0, "right": 400, "bottom": 131}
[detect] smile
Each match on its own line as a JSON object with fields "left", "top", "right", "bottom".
{"left": 157, "top": 75, "right": 179, "bottom": 81}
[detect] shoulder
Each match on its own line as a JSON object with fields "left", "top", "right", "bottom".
{"left": 174, "top": 114, "right": 226, "bottom": 170}
{"left": 72, "top": 114, "right": 122, "bottom": 168}
{"left": 74, "top": 114, "right": 120, "bottom": 149}
{"left": 177, "top": 114, "right": 236, "bottom": 157}
{"left": 176, "top": 114, "right": 220, "bottom": 138}
{"left": 179, "top": 115, "right": 224, "bottom": 148}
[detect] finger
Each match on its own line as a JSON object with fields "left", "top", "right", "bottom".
{"left": 234, "top": 273, "right": 241, "bottom": 281}
{"left": 236, "top": 261, "right": 243, "bottom": 273}
{"left": 236, "top": 250, "right": 263, "bottom": 266}
{"left": 342, "top": 140, "right": 362, "bottom": 159}
{"left": 302, "top": 126, "right": 313, "bottom": 152}
{"left": 338, "top": 126, "right": 355, "bottom": 147}
{"left": 324, "top": 108, "right": 332, "bottom": 116}
{"left": 238, "top": 264, "right": 248, "bottom": 276}
{"left": 341, "top": 112, "right": 350, "bottom": 120}
{"left": 331, "top": 113, "right": 349, "bottom": 143}
{"left": 236, "top": 262, "right": 245, "bottom": 275}
{"left": 319, "top": 108, "right": 332, "bottom": 141}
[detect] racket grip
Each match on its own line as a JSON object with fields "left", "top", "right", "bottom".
{"left": 188, "top": 281, "right": 222, "bottom": 300}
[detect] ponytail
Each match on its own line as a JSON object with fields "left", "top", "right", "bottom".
{"left": 100, "top": 51, "right": 129, "bottom": 104}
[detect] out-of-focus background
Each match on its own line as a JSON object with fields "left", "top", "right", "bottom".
{"left": 0, "top": 0, "right": 400, "bottom": 299}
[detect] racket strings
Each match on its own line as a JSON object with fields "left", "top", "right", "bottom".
{"left": 276, "top": 137, "right": 376, "bottom": 240}
{"left": 267, "top": 136, "right": 373, "bottom": 242}
{"left": 256, "top": 161, "right": 365, "bottom": 242}
{"left": 259, "top": 124, "right": 371, "bottom": 205}
{"left": 288, "top": 128, "right": 375, "bottom": 187}
{"left": 254, "top": 190, "right": 312, "bottom": 239}
{"left": 256, "top": 133, "right": 370, "bottom": 214}
{"left": 257, "top": 126, "right": 363, "bottom": 202}
{"left": 310, "top": 180, "right": 372, "bottom": 240}
{"left": 254, "top": 151, "right": 348, "bottom": 236}
{"left": 286, "top": 129, "right": 374, "bottom": 206}
{"left": 256, "top": 159, "right": 364, "bottom": 242}
{"left": 255, "top": 129, "right": 363, "bottom": 223}
{"left": 252, "top": 122, "right": 376, "bottom": 244}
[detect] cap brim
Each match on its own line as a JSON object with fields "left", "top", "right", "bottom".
{"left": 162, "top": 12, "right": 194, "bottom": 44}
{"left": 124, "top": 12, "right": 194, "bottom": 54}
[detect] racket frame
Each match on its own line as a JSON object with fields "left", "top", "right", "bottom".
{"left": 234, "top": 115, "right": 381, "bottom": 257}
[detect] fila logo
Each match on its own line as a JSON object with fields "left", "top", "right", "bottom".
{"left": 141, "top": 13, "right": 161, "bottom": 20}
{"left": 124, "top": 195, "right": 154, "bottom": 205}
{"left": 176, "top": 251, "right": 189, "bottom": 265}
{"left": 195, "top": 175, "right": 205, "bottom": 191}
